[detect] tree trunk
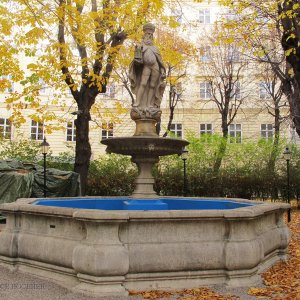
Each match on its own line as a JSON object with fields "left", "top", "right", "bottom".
{"left": 74, "top": 90, "right": 94, "bottom": 195}
{"left": 268, "top": 112, "right": 280, "bottom": 199}
{"left": 279, "top": 1, "right": 300, "bottom": 136}
{"left": 268, "top": 108, "right": 280, "bottom": 174}
{"left": 281, "top": 76, "right": 300, "bottom": 136}
{"left": 213, "top": 118, "right": 228, "bottom": 174}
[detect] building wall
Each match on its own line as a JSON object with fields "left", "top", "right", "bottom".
{"left": 0, "top": 0, "right": 296, "bottom": 158}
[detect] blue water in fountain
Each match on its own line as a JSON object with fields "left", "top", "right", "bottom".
{"left": 33, "top": 198, "right": 256, "bottom": 211}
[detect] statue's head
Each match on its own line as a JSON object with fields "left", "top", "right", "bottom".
{"left": 142, "top": 23, "right": 155, "bottom": 45}
{"left": 143, "top": 23, "right": 155, "bottom": 34}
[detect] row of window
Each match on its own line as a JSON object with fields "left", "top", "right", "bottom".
{"left": 199, "top": 45, "right": 240, "bottom": 62}
{"left": 170, "top": 123, "right": 274, "bottom": 143}
{"left": 200, "top": 81, "right": 273, "bottom": 100}
{"left": 171, "top": 8, "right": 237, "bottom": 25}
{"left": 0, "top": 118, "right": 276, "bottom": 143}
{"left": 0, "top": 119, "right": 114, "bottom": 141}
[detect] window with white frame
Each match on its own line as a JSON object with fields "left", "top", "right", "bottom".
{"left": 230, "top": 81, "right": 241, "bottom": 99}
{"left": 200, "top": 82, "right": 212, "bottom": 99}
{"left": 101, "top": 122, "right": 113, "bottom": 139}
{"left": 104, "top": 84, "right": 116, "bottom": 98}
{"left": 39, "top": 79, "right": 47, "bottom": 95}
{"left": 170, "top": 123, "right": 182, "bottom": 138}
{"left": 66, "top": 121, "right": 76, "bottom": 142}
{"left": 225, "top": 9, "right": 238, "bottom": 21}
{"left": 261, "top": 124, "right": 273, "bottom": 139}
{"left": 259, "top": 81, "right": 271, "bottom": 99}
{"left": 199, "top": 46, "right": 211, "bottom": 62}
{"left": 199, "top": 9, "right": 211, "bottom": 24}
{"left": 229, "top": 124, "right": 242, "bottom": 143}
{"left": 1, "top": 75, "right": 14, "bottom": 92}
{"left": 171, "top": 9, "right": 183, "bottom": 23}
{"left": 0, "top": 118, "right": 12, "bottom": 140}
{"left": 227, "top": 46, "right": 240, "bottom": 62}
{"left": 30, "top": 120, "right": 44, "bottom": 140}
{"left": 200, "top": 123, "right": 212, "bottom": 135}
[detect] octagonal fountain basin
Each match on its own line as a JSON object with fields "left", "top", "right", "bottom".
{"left": 32, "top": 197, "right": 256, "bottom": 210}
{"left": 0, "top": 197, "right": 290, "bottom": 297}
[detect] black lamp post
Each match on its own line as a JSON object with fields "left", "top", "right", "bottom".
{"left": 40, "top": 137, "right": 50, "bottom": 197}
{"left": 283, "top": 146, "right": 291, "bottom": 222}
{"left": 181, "top": 147, "right": 189, "bottom": 197}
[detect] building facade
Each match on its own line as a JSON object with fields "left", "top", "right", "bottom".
{"left": 0, "top": 0, "right": 297, "bottom": 158}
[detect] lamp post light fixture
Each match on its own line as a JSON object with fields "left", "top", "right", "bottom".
{"left": 283, "top": 146, "right": 291, "bottom": 222}
{"left": 40, "top": 137, "right": 50, "bottom": 198}
{"left": 181, "top": 147, "right": 189, "bottom": 197}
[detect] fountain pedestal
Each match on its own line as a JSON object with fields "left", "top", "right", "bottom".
{"left": 131, "top": 156, "right": 158, "bottom": 198}
{"left": 101, "top": 117, "right": 189, "bottom": 198}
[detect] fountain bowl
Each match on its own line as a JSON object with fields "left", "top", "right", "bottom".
{"left": 0, "top": 197, "right": 290, "bottom": 296}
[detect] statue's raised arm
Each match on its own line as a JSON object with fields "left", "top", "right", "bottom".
{"left": 129, "top": 23, "right": 166, "bottom": 122}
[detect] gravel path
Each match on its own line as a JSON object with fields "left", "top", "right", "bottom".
{"left": 0, "top": 264, "right": 263, "bottom": 300}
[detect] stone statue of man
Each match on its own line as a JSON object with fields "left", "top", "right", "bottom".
{"left": 129, "top": 23, "right": 166, "bottom": 119}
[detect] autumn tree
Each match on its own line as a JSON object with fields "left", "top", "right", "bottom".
{"left": 219, "top": 0, "right": 300, "bottom": 138}
{"left": 198, "top": 26, "right": 250, "bottom": 173}
{"left": 258, "top": 65, "right": 289, "bottom": 171}
{"left": 1, "top": 0, "right": 166, "bottom": 194}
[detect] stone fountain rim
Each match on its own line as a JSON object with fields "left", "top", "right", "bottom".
{"left": 0, "top": 197, "right": 290, "bottom": 220}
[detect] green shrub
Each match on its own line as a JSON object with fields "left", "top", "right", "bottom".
{"left": 46, "top": 151, "right": 75, "bottom": 171}
{"left": 0, "top": 139, "right": 40, "bottom": 162}
{"left": 87, "top": 154, "right": 138, "bottom": 196}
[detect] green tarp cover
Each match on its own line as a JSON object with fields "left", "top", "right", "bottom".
{"left": 0, "top": 160, "right": 81, "bottom": 205}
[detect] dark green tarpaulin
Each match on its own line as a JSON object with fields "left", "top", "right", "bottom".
{"left": 0, "top": 160, "right": 81, "bottom": 205}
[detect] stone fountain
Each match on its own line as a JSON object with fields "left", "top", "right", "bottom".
{"left": 102, "top": 23, "right": 188, "bottom": 198}
{"left": 0, "top": 23, "right": 291, "bottom": 297}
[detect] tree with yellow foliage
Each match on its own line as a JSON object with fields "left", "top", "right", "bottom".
{"left": 1, "top": 0, "right": 167, "bottom": 194}
{"left": 219, "top": 0, "right": 300, "bottom": 138}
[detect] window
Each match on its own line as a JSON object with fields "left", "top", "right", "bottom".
{"left": 0, "top": 118, "right": 12, "bottom": 140}
{"left": 227, "top": 46, "right": 240, "bottom": 62}
{"left": 229, "top": 124, "right": 242, "bottom": 143}
{"left": 200, "top": 46, "right": 211, "bottom": 62}
{"left": 200, "top": 82, "right": 212, "bottom": 99}
{"left": 200, "top": 123, "right": 212, "bottom": 135}
{"left": 171, "top": 9, "right": 183, "bottom": 23}
{"left": 261, "top": 124, "right": 273, "bottom": 139}
{"left": 259, "top": 81, "right": 271, "bottom": 99}
{"left": 66, "top": 121, "right": 76, "bottom": 142}
{"left": 225, "top": 9, "right": 237, "bottom": 21}
{"left": 230, "top": 81, "right": 241, "bottom": 100}
{"left": 104, "top": 84, "right": 116, "bottom": 98}
{"left": 170, "top": 123, "right": 182, "bottom": 138}
{"left": 30, "top": 120, "right": 44, "bottom": 140}
{"left": 199, "top": 9, "right": 211, "bottom": 24}
{"left": 39, "top": 79, "right": 47, "bottom": 95}
{"left": 1, "top": 75, "right": 14, "bottom": 92}
{"left": 101, "top": 122, "right": 113, "bottom": 139}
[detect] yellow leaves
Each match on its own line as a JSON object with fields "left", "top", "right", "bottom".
{"left": 285, "top": 48, "right": 296, "bottom": 57}
{"left": 129, "top": 287, "right": 237, "bottom": 299}
{"left": 24, "top": 27, "right": 45, "bottom": 43}
{"left": 248, "top": 287, "right": 270, "bottom": 296}
{"left": 293, "top": 3, "right": 300, "bottom": 10}
{"left": 288, "top": 68, "right": 294, "bottom": 76}
{"left": 287, "top": 33, "right": 296, "bottom": 40}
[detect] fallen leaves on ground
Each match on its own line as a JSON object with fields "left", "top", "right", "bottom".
{"left": 129, "top": 287, "right": 238, "bottom": 299}
{"left": 247, "top": 210, "right": 300, "bottom": 299}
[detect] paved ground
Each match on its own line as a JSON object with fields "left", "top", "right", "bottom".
{"left": 0, "top": 264, "right": 261, "bottom": 300}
